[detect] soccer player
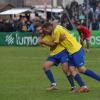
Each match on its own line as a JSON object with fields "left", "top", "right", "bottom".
{"left": 36, "top": 24, "right": 89, "bottom": 93}
{"left": 36, "top": 25, "right": 76, "bottom": 92}
{"left": 76, "top": 23, "right": 91, "bottom": 52}
{"left": 42, "top": 22, "right": 100, "bottom": 92}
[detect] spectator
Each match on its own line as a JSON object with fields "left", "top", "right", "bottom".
{"left": 95, "top": 3, "right": 100, "bottom": 20}
{"left": 27, "top": 21, "right": 35, "bottom": 32}
{"left": 0, "top": 19, "right": 5, "bottom": 32}
{"left": 92, "top": 19, "right": 99, "bottom": 30}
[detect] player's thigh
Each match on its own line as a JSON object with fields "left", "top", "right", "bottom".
{"left": 60, "top": 51, "right": 69, "bottom": 71}
{"left": 61, "top": 62, "right": 69, "bottom": 74}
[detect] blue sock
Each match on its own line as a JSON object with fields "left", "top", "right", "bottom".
{"left": 45, "top": 70, "right": 55, "bottom": 83}
{"left": 67, "top": 75, "right": 75, "bottom": 88}
{"left": 74, "top": 73, "right": 85, "bottom": 87}
{"left": 84, "top": 69, "right": 100, "bottom": 81}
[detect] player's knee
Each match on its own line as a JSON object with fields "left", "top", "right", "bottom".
{"left": 78, "top": 67, "right": 87, "bottom": 73}
{"left": 69, "top": 67, "right": 77, "bottom": 76}
{"left": 79, "top": 70, "right": 84, "bottom": 73}
{"left": 43, "top": 66, "right": 50, "bottom": 71}
{"left": 62, "top": 63, "right": 68, "bottom": 69}
{"left": 43, "top": 63, "right": 50, "bottom": 71}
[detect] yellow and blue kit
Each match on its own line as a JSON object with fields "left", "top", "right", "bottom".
{"left": 41, "top": 34, "right": 69, "bottom": 66}
{"left": 53, "top": 25, "right": 84, "bottom": 67}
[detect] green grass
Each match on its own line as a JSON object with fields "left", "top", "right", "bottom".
{"left": 0, "top": 47, "right": 100, "bottom": 100}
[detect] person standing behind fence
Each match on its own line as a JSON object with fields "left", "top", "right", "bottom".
{"left": 76, "top": 23, "right": 91, "bottom": 52}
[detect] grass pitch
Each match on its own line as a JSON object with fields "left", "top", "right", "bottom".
{"left": 0, "top": 47, "right": 100, "bottom": 100}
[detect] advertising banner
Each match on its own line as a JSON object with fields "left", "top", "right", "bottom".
{"left": 0, "top": 31, "right": 100, "bottom": 47}
{"left": 0, "top": 32, "right": 39, "bottom": 46}
{"left": 72, "top": 31, "right": 100, "bottom": 48}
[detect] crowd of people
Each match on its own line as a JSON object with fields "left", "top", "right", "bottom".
{"left": 0, "top": 0, "right": 100, "bottom": 32}
{"left": 61, "top": 0, "right": 100, "bottom": 30}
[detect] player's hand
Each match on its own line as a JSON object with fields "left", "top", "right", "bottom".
{"left": 38, "top": 38, "right": 45, "bottom": 44}
{"left": 50, "top": 45, "right": 56, "bottom": 51}
{"left": 60, "top": 34, "right": 66, "bottom": 41}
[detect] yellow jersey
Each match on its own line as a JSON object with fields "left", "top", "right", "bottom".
{"left": 42, "top": 34, "right": 65, "bottom": 56}
{"left": 53, "top": 25, "right": 82, "bottom": 54}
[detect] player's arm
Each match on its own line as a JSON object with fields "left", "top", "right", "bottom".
{"left": 38, "top": 32, "right": 59, "bottom": 48}
{"left": 37, "top": 34, "right": 56, "bottom": 47}
{"left": 38, "top": 37, "right": 44, "bottom": 45}
{"left": 39, "top": 40, "right": 57, "bottom": 48}
{"left": 77, "top": 29, "right": 83, "bottom": 36}
{"left": 38, "top": 39, "right": 58, "bottom": 51}
{"left": 79, "top": 31, "right": 84, "bottom": 39}
{"left": 38, "top": 33, "right": 47, "bottom": 46}
{"left": 78, "top": 31, "right": 84, "bottom": 43}
{"left": 77, "top": 29, "right": 84, "bottom": 40}
{"left": 43, "top": 41, "right": 58, "bottom": 51}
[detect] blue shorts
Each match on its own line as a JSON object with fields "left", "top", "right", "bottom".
{"left": 47, "top": 49, "right": 69, "bottom": 66}
{"left": 69, "top": 48, "right": 84, "bottom": 68}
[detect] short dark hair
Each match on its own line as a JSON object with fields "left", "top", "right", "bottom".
{"left": 42, "top": 22, "right": 52, "bottom": 28}
{"left": 34, "top": 22, "right": 42, "bottom": 29}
